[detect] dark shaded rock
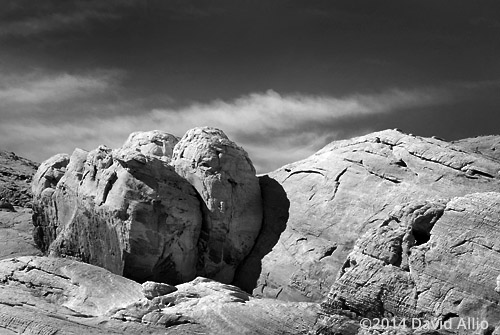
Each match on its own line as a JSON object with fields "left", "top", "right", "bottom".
{"left": 0, "top": 199, "right": 15, "bottom": 212}
{"left": 0, "top": 151, "right": 38, "bottom": 207}
{"left": 233, "top": 175, "right": 289, "bottom": 293}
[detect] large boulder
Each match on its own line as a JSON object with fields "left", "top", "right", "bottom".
{"left": 315, "top": 192, "right": 500, "bottom": 334}
{"left": 32, "top": 130, "right": 203, "bottom": 284}
{"left": 249, "top": 130, "right": 500, "bottom": 302}
{"left": 172, "top": 127, "right": 263, "bottom": 282}
{"left": 31, "top": 128, "right": 262, "bottom": 285}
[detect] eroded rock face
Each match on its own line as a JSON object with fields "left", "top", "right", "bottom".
{"left": 253, "top": 130, "right": 500, "bottom": 302}
{"left": 0, "top": 207, "right": 41, "bottom": 261}
{"left": 0, "top": 256, "right": 318, "bottom": 335}
{"left": 0, "top": 151, "right": 38, "bottom": 207}
{"left": 32, "top": 127, "right": 262, "bottom": 285}
{"left": 32, "top": 131, "right": 203, "bottom": 284}
{"left": 111, "top": 276, "right": 319, "bottom": 334}
{"left": 316, "top": 193, "right": 500, "bottom": 334}
{"left": 172, "top": 127, "right": 263, "bottom": 283}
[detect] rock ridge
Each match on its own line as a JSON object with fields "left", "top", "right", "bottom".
{"left": 248, "top": 129, "right": 500, "bottom": 302}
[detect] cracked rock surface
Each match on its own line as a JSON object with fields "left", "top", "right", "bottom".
{"left": 0, "top": 151, "right": 38, "bottom": 207}
{"left": 0, "top": 256, "right": 318, "bottom": 335}
{"left": 251, "top": 129, "right": 500, "bottom": 302}
{"left": 315, "top": 192, "right": 500, "bottom": 334}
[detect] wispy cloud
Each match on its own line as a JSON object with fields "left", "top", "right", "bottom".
{"left": 0, "top": 0, "right": 138, "bottom": 37}
{"left": 0, "top": 11, "right": 120, "bottom": 37}
{"left": 0, "top": 71, "right": 120, "bottom": 105}
{"left": 0, "top": 81, "right": 452, "bottom": 172}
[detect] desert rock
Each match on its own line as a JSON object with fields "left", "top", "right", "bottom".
{"left": 32, "top": 131, "right": 203, "bottom": 284}
{"left": 172, "top": 127, "right": 263, "bottom": 283}
{"left": 0, "top": 151, "right": 38, "bottom": 207}
{"left": 315, "top": 192, "right": 500, "bottom": 334}
{"left": 0, "top": 256, "right": 318, "bottom": 335}
{"left": 31, "top": 127, "right": 262, "bottom": 285}
{"left": 251, "top": 130, "right": 500, "bottom": 302}
{"left": 0, "top": 207, "right": 41, "bottom": 260}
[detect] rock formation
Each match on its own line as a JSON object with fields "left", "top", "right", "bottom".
{"left": 0, "top": 151, "right": 38, "bottom": 207}
{"left": 172, "top": 127, "right": 262, "bottom": 282}
{"left": 248, "top": 129, "right": 500, "bottom": 302}
{"left": 3, "top": 128, "right": 500, "bottom": 334}
{"left": 315, "top": 192, "right": 500, "bottom": 334}
{"left": 0, "top": 208, "right": 41, "bottom": 261}
{"left": 0, "top": 151, "right": 40, "bottom": 261}
{"left": 31, "top": 127, "right": 262, "bottom": 285}
{"left": 0, "top": 256, "right": 318, "bottom": 334}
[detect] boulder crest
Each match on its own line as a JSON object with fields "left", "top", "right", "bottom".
{"left": 31, "top": 127, "right": 262, "bottom": 285}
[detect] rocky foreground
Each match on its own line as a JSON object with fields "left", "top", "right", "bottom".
{"left": 0, "top": 128, "right": 499, "bottom": 334}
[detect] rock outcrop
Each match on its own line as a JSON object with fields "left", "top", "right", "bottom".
{"left": 248, "top": 130, "right": 500, "bottom": 302}
{"left": 0, "top": 151, "right": 41, "bottom": 261}
{"left": 0, "top": 151, "right": 38, "bottom": 207}
{"left": 315, "top": 192, "right": 500, "bottom": 334}
{"left": 0, "top": 208, "right": 41, "bottom": 260}
{"left": 0, "top": 256, "right": 318, "bottom": 335}
{"left": 172, "top": 127, "right": 262, "bottom": 282}
{"left": 453, "top": 135, "right": 500, "bottom": 162}
{"left": 31, "top": 127, "right": 262, "bottom": 285}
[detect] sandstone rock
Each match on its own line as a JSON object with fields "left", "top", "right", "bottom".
{"left": 0, "top": 151, "right": 38, "bottom": 207}
{"left": 142, "top": 281, "right": 177, "bottom": 299}
{"left": 315, "top": 192, "right": 500, "bottom": 335}
{"left": 0, "top": 207, "right": 41, "bottom": 260}
{"left": 112, "top": 276, "right": 319, "bottom": 334}
{"left": 32, "top": 127, "right": 262, "bottom": 286}
{"left": 0, "top": 199, "right": 15, "bottom": 212}
{"left": 454, "top": 135, "right": 500, "bottom": 162}
{"left": 121, "top": 130, "right": 179, "bottom": 162}
{"left": 0, "top": 256, "right": 318, "bottom": 334}
{"left": 0, "top": 256, "right": 175, "bottom": 334}
{"left": 172, "top": 127, "right": 263, "bottom": 283}
{"left": 32, "top": 132, "right": 203, "bottom": 284}
{"left": 251, "top": 130, "right": 500, "bottom": 302}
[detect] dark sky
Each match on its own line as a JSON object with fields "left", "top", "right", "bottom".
{"left": 1, "top": 0, "right": 500, "bottom": 172}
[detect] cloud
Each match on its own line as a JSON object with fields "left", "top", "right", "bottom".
{"left": 0, "top": 11, "right": 120, "bottom": 37}
{"left": 0, "top": 71, "right": 120, "bottom": 106}
{"left": 0, "top": 84, "right": 452, "bottom": 173}
{"left": 0, "top": 0, "right": 139, "bottom": 37}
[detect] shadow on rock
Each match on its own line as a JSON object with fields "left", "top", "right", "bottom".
{"left": 232, "top": 175, "right": 289, "bottom": 293}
